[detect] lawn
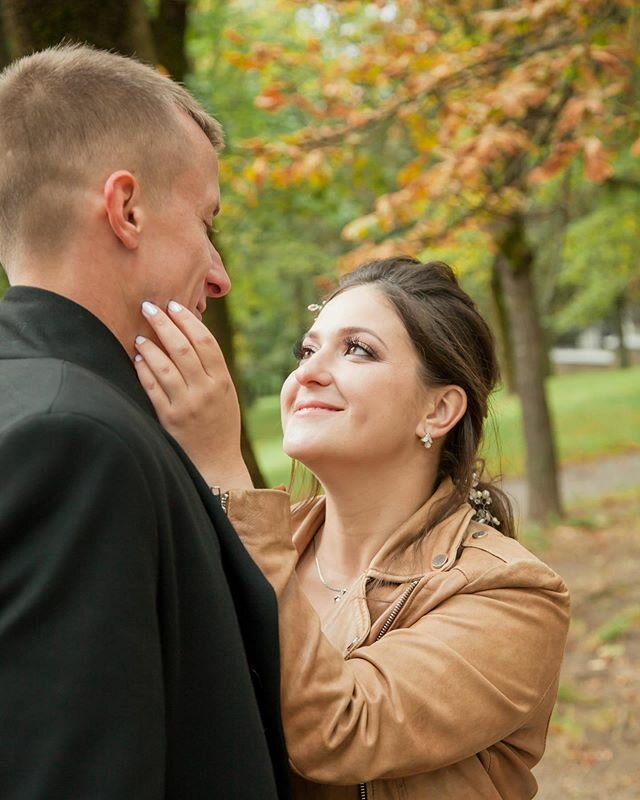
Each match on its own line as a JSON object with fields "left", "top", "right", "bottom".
{"left": 245, "top": 366, "right": 640, "bottom": 487}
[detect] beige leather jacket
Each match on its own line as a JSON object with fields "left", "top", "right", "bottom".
{"left": 228, "top": 481, "right": 569, "bottom": 800}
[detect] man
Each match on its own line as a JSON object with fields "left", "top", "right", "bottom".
{"left": 0, "top": 45, "right": 289, "bottom": 799}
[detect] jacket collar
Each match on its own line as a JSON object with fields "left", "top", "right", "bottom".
{"left": 0, "top": 286, "right": 156, "bottom": 418}
{"left": 292, "top": 479, "right": 476, "bottom": 582}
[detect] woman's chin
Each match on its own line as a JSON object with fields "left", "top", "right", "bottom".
{"left": 283, "top": 436, "right": 328, "bottom": 469}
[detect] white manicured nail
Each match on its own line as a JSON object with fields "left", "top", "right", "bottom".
{"left": 168, "top": 300, "right": 183, "bottom": 313}
{"left": 135, "top": 335, "right": 146, "bottom": 345}
{"left": 142, "top": 301, "right": 158, "bottom": 316}
{"left": 134, "top": 354, "right": 143, "bottom": 362}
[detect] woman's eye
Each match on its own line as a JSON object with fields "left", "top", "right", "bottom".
{"left": 292, "top": 341, "right": 314, "bottom": 361}
{"left": 345, "top": 339, "right": 374, "bottom": 358}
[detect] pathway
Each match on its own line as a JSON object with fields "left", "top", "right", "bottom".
{"left": 500, "top": 451, "right": 640, "bottom": 520}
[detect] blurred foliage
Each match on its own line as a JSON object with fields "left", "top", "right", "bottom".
{"left": 183, "top": 0, "right": 640, "bottom": 400}
{"left": 185, "top": 0, "right": 395, "bottom": 395}
{"left": 559, "top": 187, "right": 640, "bottom": 331}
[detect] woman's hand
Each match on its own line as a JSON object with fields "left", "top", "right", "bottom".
{"left": 134, "top": 300, "right": 253, "bottom": 491}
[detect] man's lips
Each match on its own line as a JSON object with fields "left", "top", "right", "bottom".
{"left": 196, "top": 299, "right": 207, "bottom": 318}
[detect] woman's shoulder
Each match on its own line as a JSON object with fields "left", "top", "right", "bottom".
{"left": 454, "top": 523, "right": 568, "bottom": 596}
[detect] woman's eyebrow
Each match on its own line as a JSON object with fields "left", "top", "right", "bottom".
{"left": 303, "top": 326, "right": 387, "bottom": 348}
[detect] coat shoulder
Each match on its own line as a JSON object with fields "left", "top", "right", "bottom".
{"left": 457, "top": 527, "right": 568, "bottom": 595}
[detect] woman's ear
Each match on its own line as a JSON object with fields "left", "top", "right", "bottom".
{"left": 416, "top": 385, "right": 467, "bottom": 443}
{"left": 103, "top": 170, "right": 143, "bottom": 250}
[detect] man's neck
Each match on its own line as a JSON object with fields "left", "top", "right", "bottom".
{"left": 11, "top": 265, "right": 141, "bottom": 359}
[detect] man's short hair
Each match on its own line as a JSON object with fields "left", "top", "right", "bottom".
{"left": 0, "top": 44, "right": 224, "bottom": 264}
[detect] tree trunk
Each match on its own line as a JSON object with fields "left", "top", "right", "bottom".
{"left": 151, "top": 0, "right": 189, "bottom": 80}
{"left": 203, "top": 295, "right": 266, "bottom": 488}
{"left": 489, "top": 258, "right": 516, "bottom": 394}
{"left": 2, "top": 0, "right": 156, "bottom": 61}
{"left": 613, "top": 292, "right": 630, "bottom": 369}
{"left": 0, "top": 9, "right": 11, "bottom": 68}
{"left": 496, "top": 216, "right": 563, "bottom": 521}
{"left": 1, "top": 0, "right": 266, "bottom": 487}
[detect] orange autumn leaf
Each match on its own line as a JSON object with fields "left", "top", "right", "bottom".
{"left": 583, "top": 137, "right": 613, "bottom": 182}
{"left": 529, "top": 142, "right": 581, "bottom": 183}
{"left": 254, "top": 88, "right": 287, "bottom": 111}
{"left": 590, "top": 47, "right": 630, "bottom": 77}
{"left": 556, "top": 96, "right": 586, "bottom": 136}
{"left": 223, "top": 28, "right": 246, "bottom": 45}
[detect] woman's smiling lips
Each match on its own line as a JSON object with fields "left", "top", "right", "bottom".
{"left": 293, "top": 400, "right": 343, "bottom": 415}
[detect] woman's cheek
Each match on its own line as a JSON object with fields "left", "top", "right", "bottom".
{"left": 280, "top": 373, "right": 297, "bottom": 430}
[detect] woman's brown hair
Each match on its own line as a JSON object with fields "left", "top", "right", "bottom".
{"left": 297, "top": 256, "right": 514, "bottom": 538}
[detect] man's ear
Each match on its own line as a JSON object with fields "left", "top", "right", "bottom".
{"left": 416, "top": 385, "right": 468, "bottom": 443}
{"left": 103, "top": 171, "right": 144, "bottom": 250}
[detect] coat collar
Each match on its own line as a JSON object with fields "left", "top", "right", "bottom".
{"left": 0, "top": 286, "right": 156, "bottom": 418}
{"left": 292, "top": 479, "right": 476, "bottom": 582}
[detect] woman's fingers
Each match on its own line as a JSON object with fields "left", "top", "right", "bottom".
{"left": 142, "top": 300, "right": 225, "bottom": 382}
{"left": 140, "top": 301, "right": 211, "bottom": 387}
{"left": 133, "top": 350, "right": 173, "bottom": 416}
{"left": 134, "top": 332, "right": 188, "bottom": 406}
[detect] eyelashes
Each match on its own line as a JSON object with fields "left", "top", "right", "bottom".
{"left": 292, "top": 336, "right": 378, "bottom": 363}
{"left": 292, "top": 339, "right": 308, "bottom": 361}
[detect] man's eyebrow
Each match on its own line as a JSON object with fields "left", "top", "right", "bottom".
{"left": 304, "top": 326, "right": 388, "bottom": 348}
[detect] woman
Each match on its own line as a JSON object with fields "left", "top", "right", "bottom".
{"left": 135, "top": 257, "right": 569, "bottom": 799}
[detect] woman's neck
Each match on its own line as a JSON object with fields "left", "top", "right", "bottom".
{"left": 315, "top": 459, "right": 438, "bottom": 581}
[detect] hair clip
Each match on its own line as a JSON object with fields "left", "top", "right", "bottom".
{"left": 468, "top": 472, "right": 500, "bottom": 527}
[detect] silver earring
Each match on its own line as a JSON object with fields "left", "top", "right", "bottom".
{"left": 420, "top": 432, "right": 433, "bottom": 449}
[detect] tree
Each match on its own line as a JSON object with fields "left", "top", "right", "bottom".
{"left": 559, "top": 184, "right": 640, "bottom": 364}
{"left": 0, "top": 0, "right": 266, "bottom": 484}
{"left": 227, "top": 0, "right": 637, "bottom": 519}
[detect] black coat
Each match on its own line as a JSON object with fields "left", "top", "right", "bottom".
{"left": 0, "top": 287, "right": 290, "bottom": 800}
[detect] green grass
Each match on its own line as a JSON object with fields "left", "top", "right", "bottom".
{"left": 245, "top": 394, "right": 292, "bottom": 488}
{"left": 481, "top": 366, "right": 640, "bottom": 477}
{"left": 246, "top": 366, "right": 640, "bottom": 487}
{"left": 588, "top": 605, "right": 640, "bottom": 646}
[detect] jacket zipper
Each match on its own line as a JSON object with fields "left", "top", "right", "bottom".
{"left": 356, "top": 579, "right": 421, "bottom": 800}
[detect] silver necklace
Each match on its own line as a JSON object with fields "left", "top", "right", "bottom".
{"left": 312, "top": 535, "right": 348, "bottom": 602}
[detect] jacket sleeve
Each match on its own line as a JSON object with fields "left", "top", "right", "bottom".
{"left": 0, "top": 413, "right": 164, "bottom": 799}
{"left": 227, "top": 489, "right": 569, "bottom": 784}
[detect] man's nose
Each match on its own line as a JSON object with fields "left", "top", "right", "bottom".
{"left": 206, "top": 244, "right": 231, "bottom": 297}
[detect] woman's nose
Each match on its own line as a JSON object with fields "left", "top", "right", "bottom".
{"left": 294, "top": 351, "right": 332, "bottom": 386}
